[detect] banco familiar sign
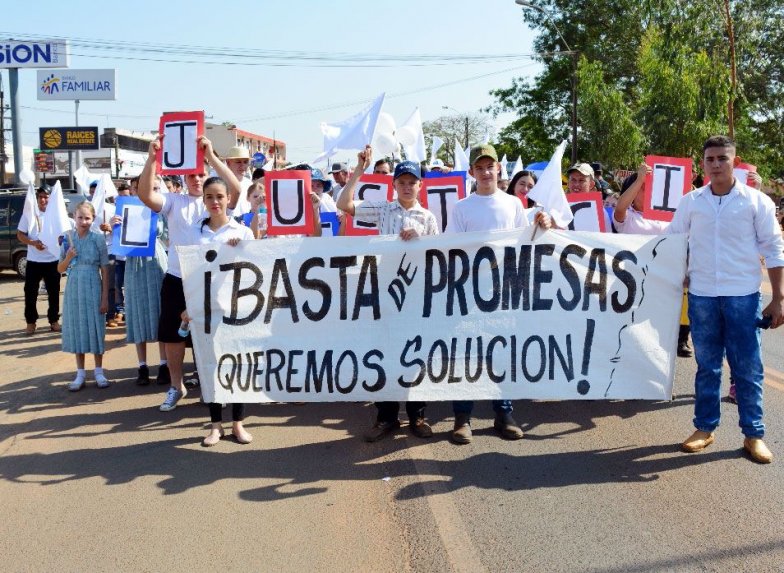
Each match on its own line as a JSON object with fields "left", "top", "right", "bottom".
{"left": 37, "top": 69, "right": 116, "bottom": 101}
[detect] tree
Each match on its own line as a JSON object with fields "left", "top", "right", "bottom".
{"left": 489, "top": 0, "right": 784, "bottom": 176}
{"left": 422, "top": 113, "right": 494, "bottom": 164}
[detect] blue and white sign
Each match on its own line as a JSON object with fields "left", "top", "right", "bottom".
{"left": 111, "top": 196, "right": 158, "bottom": 257}
{"left": 37, "top": 69, "right": 116, "bottom": 101}
{"left": 0, "top": 39, "right": 69, "bottom": 69}
{"left": 252, "top": 152, "right": 266, "bottom": 169}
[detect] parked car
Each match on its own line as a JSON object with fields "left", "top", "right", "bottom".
{"left": 0, "top": 189, "right": 28, "bottom": 277}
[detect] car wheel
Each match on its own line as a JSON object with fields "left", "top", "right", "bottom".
{"left": 14, "top": 252, "right": 27, "bottom": 279}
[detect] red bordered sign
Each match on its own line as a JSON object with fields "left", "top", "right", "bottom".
{"left": 156, "top": 111, "right": 205, "bottom": 175}
{"left": 643, "top": 155, "right": 692, "bottom": 222}
{"left": 567, "top": 192, "right": 606, "bottom": 232}
{"left": 419, "top": 175, "right": 467, "bottom": 233}
{"left": 344, "top": 174, "right": 394, "bottom": 236}
{"left": 264, "top": 170, "right": 315, "bottom": 236}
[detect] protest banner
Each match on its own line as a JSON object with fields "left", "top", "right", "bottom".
{"left": 643, "top": 156, "right": 692, "bottom": 222}
{"left": 111, "top": 196, "right": 158, "bottom": 257}
{"left": 420, "top": 174, "right": 467, "bottom": 233}
{"left": 179, "top": 229, "right": 687, "bottom": 404}
{"left": 264, "top": 170, "right": 314, "bottom": 236}
{"left": 157, "top": 111, "right": 205, "bottom": 175}
{"left": 567, "top": 192, "right": 606, "bottom": 232}
{"left": 344, "top": 174, "right": 394, "bottom": 236}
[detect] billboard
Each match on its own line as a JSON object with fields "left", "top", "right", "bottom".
{"left": 37, "top": 69, "right": 116, "bottom": 101}
{"left": 39, "top": 127, "right": 99, "bottom": 151}
{"left": 0, "top": 39, "right": 69, "bottom": 68}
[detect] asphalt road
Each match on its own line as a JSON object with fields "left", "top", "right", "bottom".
{"left": 1, "top": 271, "right": 782, "bottom": 573}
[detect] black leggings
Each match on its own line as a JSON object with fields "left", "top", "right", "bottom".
{"left": 208, "top": 403, "right": 245, "bottom": 423}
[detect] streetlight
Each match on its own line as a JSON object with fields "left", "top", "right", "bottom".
{"left": 515, "top": 0, "right": 578, "bottom": 164}
{"left": 442, "top": 105, "right": 470, "bottom": 162}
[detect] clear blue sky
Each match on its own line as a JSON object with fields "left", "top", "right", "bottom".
{"left": 1, "top": 0, "right": 544, "bottom": 165}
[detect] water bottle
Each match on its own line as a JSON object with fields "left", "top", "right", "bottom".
{"left": 178, "top": 320, "right": 190, "bottom": 338}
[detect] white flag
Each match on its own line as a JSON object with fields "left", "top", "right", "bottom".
{"left": 511, "top": 156, "right": 523, "bottom": 178}
{"left": 74, "top": 164, "right": 93, "bottom": 195}
{"left": 499, "top": 154, "right": 509, "bottom": 180}
{"left": 21, "top": 182, "right": 41, "bottom": 236}
{"left": 398, "top": 108, "right": 427, "bottom": 163}
{"left": 315, "top": 93, "right": 385, "bottom": 162}
{"left": 39, "top": 181, "right": 71, "bottom": 259}
{"left": 430, "top": 136, "right": 444, "bottom": 163}
{"left": 527, "top": 140, "right": 573, "bottom": 228}
{"left": 91, "top": 174, "right": 117, "bottom": 223}
{"left": 454, "top": 139, "right": 470, "bottom": 172}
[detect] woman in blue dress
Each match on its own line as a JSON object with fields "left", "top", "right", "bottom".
{"left": 59, "top": 201, "right": 110, "bottom": 391}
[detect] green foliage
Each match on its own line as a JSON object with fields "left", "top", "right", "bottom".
{"left": 491, "top": 0, "right": 784, "bottom": 176}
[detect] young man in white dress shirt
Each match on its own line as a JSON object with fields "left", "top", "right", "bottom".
{"left": 670, "top": 135, "right": 784, "bottom": 463}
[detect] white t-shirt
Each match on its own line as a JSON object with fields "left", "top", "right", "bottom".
{"left": 232, "top": 178, "right": 254, "bottom": 216}
{"left": 446, "top": 190, "right": 529, "bottom": 233}
{"left": 184, "top": 216, "right": 255, "bottom": 246}
{"left": 319, "top": 193, "right": 338, "bottom": 213}
{"left": 18, "top": 210, "right": 58, "bottom": 263}
{"left": 159, "top": 193, "right": 207, "bottom": 278}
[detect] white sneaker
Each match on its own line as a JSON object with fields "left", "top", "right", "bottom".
{"left": 159, "top": 387, "right": 186, "bottom": 411}
{"left": 95, "top": 374, "right": 110, "bottom": 389}
{"left": 68, "top": 375, "right": 86, "bottom": 392}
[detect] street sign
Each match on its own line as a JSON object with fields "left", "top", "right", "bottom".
{"left": 252, "top": 152, "right": 266, "bottom": 168}
{"left": 36, "top": 69, "right": 116, "bottom": 101}
{"left": 39, "top": 127, "right": 99, "bottom": 151}
{"left": 0, "top": 39, "right": 69, "bottom": 68}
{"left": 33, "top": 149, "right": 55, "bottom": 173}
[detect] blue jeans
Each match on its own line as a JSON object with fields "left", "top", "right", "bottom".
{"left": 688, "top": 293, "right": 765, "bottom": 438}
{"left": 453, "top": 400, "right": 513, "bottom": 416}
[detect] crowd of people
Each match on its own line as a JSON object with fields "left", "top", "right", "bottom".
{"left": 17, "top": 134, "right": 784, "bottom": 463}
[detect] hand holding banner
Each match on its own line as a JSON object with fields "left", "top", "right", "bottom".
{"left": 157, "top": 111, "right": 205, "bottom": 175}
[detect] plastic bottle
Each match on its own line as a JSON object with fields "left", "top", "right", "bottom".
{"left": 178, "top": 320, "right": 190, "bottom": 338}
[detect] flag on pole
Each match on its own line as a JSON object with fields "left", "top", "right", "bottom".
{"left": 527, "top": 140, "right": 573, "bottom": 228}
{"left": 39, "top": 181, "right": 71, "bottom": 259}
{"left": 74, "top": 164, "right": 93, "bottom": 196}
{"left": 454, "top": 139, "right": 470, "bottom": 172}
{"left": 91, "top": 174, "right": 117, "bottom": 223}
{"left": 429, "top": 136, "right": 444, "bottom": 164}
{"left": 499, "top": 155, "right": 509, "bottom": 180}
{"left": 398, "top": 108, "right": 427, "bottom": 163}
{"left": 511, "top": 156, "right": 523, "bottom": 178}
{"left": 21, "top": 182, "right": 41, "bottom": 236}
{"left": 315, "top": 93, "right": 385, "bottom": 162}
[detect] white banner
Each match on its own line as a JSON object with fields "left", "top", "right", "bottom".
{"left": 179, "top": 230, "right": 687, "bottom": 404}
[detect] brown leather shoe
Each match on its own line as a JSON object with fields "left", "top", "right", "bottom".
{"left": 25, "top": 323, "right": 36, "bottom": 335}
{"left": 451, "top": 414, "right": 473, "bottom": 444}
{"left": 106, "top": 318, "right": 119, "bottom": 328}
{"left": 494, "top": 413, "right": 524, "bottom": 440}
{"left": 410, "top": 418, "right": 433, "bottom": 439}
{"left": 49, "top": 322, "right": 61, "bottom": 332}
{"left": 682, "top": 430, "right": 715, "bottom": 453}
{"left": 744, "top": 438, "right": 773, "bottom": 464}
{"left": 363, "top": 419, "right": 400, "bottom": 442}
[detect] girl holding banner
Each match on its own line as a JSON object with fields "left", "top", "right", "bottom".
{"left": 180, "top": 176, "right": 255, "bottom": 446}
{"left": 58, "top": 202, "right": 111, "bottom": 391}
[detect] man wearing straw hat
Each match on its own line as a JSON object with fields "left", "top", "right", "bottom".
{"left": 224, "top": 146, "right": 253, "bottom": 215}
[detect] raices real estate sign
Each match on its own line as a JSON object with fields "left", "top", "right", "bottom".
{"left": 0, "top": 39, "right": 69, "bottom": 68}
{"left": 37, "top": 69, "right": 116, "bottom": 101}
{"left": 179, "top": 229, "right": 687, "bottom": 404}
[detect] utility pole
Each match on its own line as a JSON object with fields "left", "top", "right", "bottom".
{"left": 0, "top": 73, "right": 7, "bottom": 185}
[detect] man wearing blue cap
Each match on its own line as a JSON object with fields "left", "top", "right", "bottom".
{"left": 337, "top": 145, "right": 439, "bottom": 441}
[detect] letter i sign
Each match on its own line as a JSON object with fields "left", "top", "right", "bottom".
{"left": 642, "top": 156, "right": 692, "bottom": 222}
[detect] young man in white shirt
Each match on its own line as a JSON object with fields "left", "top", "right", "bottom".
{"left": 17, "top": 186, "right": 61, "bottom": 335}
{"left": 446, "top": 144, "right": 552, "bottom": 444}
{"left": 338, "top": 146, "right": 439, "bottom": 441}
{"left": 670, "top": 135, "right": 784, "bottom": 464}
